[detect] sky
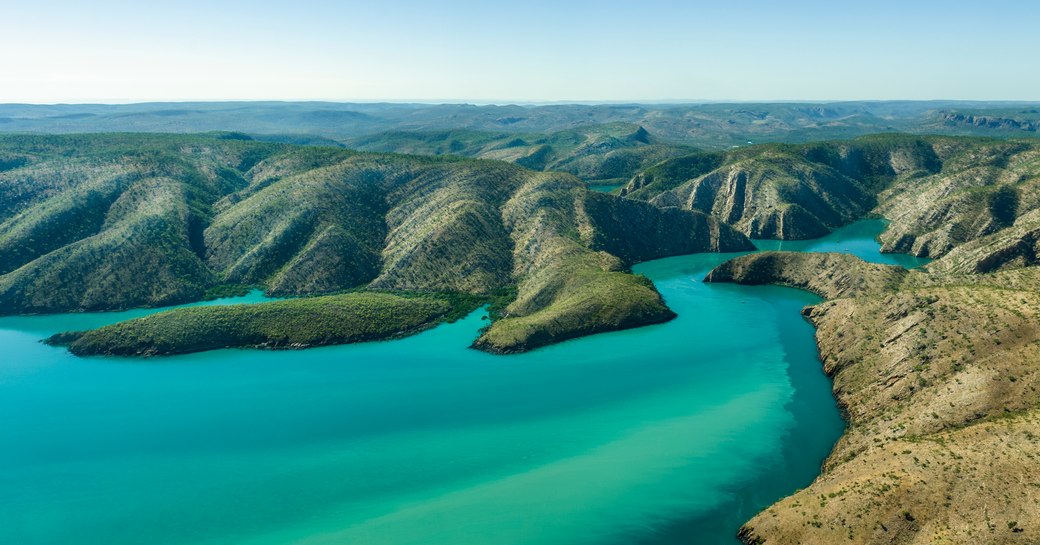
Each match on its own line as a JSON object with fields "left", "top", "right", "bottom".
{"left": 1, "top": 0, "right": 1037, "bottom": 104}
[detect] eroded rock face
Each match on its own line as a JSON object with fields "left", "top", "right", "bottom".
{"left": 926, "top": 209, "right": 1040, "bottom": 275}
{"left": 623, "top": 138, "right": 934, "bottom": 241}
{"left": 645, "top": 158, "right": 872, "bottom": 240}
{"left": 877, "top": 142, "right": 1040, "bottom": 258}
{"left": 623, "top": 136, "right": 1040, "bottom": 254}
{"left": 703, "top": 251, "right": 907, "bottom": 299}
{"left": 940, "top": 111, "right": 1040, "bottom": 133}
{"left": 580, "top": 191, "right": 753, "bottom": 264}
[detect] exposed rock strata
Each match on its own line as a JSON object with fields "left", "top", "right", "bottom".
{"left": 622, "top": 136, "right": 1040, "bottom": 255}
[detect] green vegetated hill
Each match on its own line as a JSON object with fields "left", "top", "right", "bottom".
{"left": 50, "top": 292, "right": 472, "bottom": 356}
{"left": 7, "top": 132, "right": 1040, "bottom": 356}
{"left": 621, "top": 135, "right": 1040, "bottom": 252}
{"left": 0, "top": 133, "right": 750, "bottom": 353}
{"left": 706, "top": 251, "right": 1040, "bottom": 545}
{"left": 347, "top": 123, "right": 696, "bottom": 185}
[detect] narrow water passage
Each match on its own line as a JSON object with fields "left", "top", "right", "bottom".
{"left": 0, "top": 220, "right": 909, "bottom": 545}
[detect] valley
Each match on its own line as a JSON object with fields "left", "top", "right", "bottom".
{"left": 1, "top": 114, "right": 1039, "bottom": 545}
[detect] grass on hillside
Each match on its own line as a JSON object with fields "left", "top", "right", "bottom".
{"left": 50, "top": 291, "right": 481, "bottom": 356}
{"left": 474, "top": 269, "right": 675, "bottom": 352}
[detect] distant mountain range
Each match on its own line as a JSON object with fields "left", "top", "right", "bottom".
{"left": 1, "top": 101, "right": 1038, "bottom": 150}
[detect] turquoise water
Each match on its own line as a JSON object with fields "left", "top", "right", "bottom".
{"left": 753, "top": 219, "right": 931, "bottom": 269}
{"left": 0, "top": 221, "right": 906, "bottom": 545}
{"left": 586, "top": 182, "right": 624, "bottom": 193}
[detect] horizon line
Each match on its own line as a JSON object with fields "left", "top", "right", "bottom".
{"left": 3, "top": 98, "right": 1040, "bottom": 107}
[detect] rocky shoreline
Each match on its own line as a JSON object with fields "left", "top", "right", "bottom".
{"left": 707, "top": 251, "right": 1040, "bottom": 544}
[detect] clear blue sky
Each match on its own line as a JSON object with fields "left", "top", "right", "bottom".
{"left": 2, "top": 0, "right": 1036, "bottom": 103}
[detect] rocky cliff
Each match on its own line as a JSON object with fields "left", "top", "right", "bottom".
{"left": 939, "top": 111, "right": 1040, "bottom": 133}
{"left": 704, "top": 251, "right": 907, "bottom": 299}
{"left": 876, "top": 140, "right": 1040, "bottom": 258}
{"left": 580, "top": 191, "right": 754, "bottom": 264}
{"left": 623, "top": 136, "right": 1040, "bottom": 255}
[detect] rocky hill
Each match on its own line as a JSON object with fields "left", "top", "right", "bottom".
{"left": 704, "top": 252, "right": 908, "bottom": 298}
{"left": 622, "top": 136, "right": 1040, "bottom": 253}
{"left": 876, "top": 139, "right": 1040, "bottom": 258}
{"left": 0, "top": 133, "right": 750, "bottom": 353}
{"left": 707, "top": 252, "right": 1040, "bottom": 544}
{"left": 935, "top": 109, "right": 1040, "bottom": 134}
